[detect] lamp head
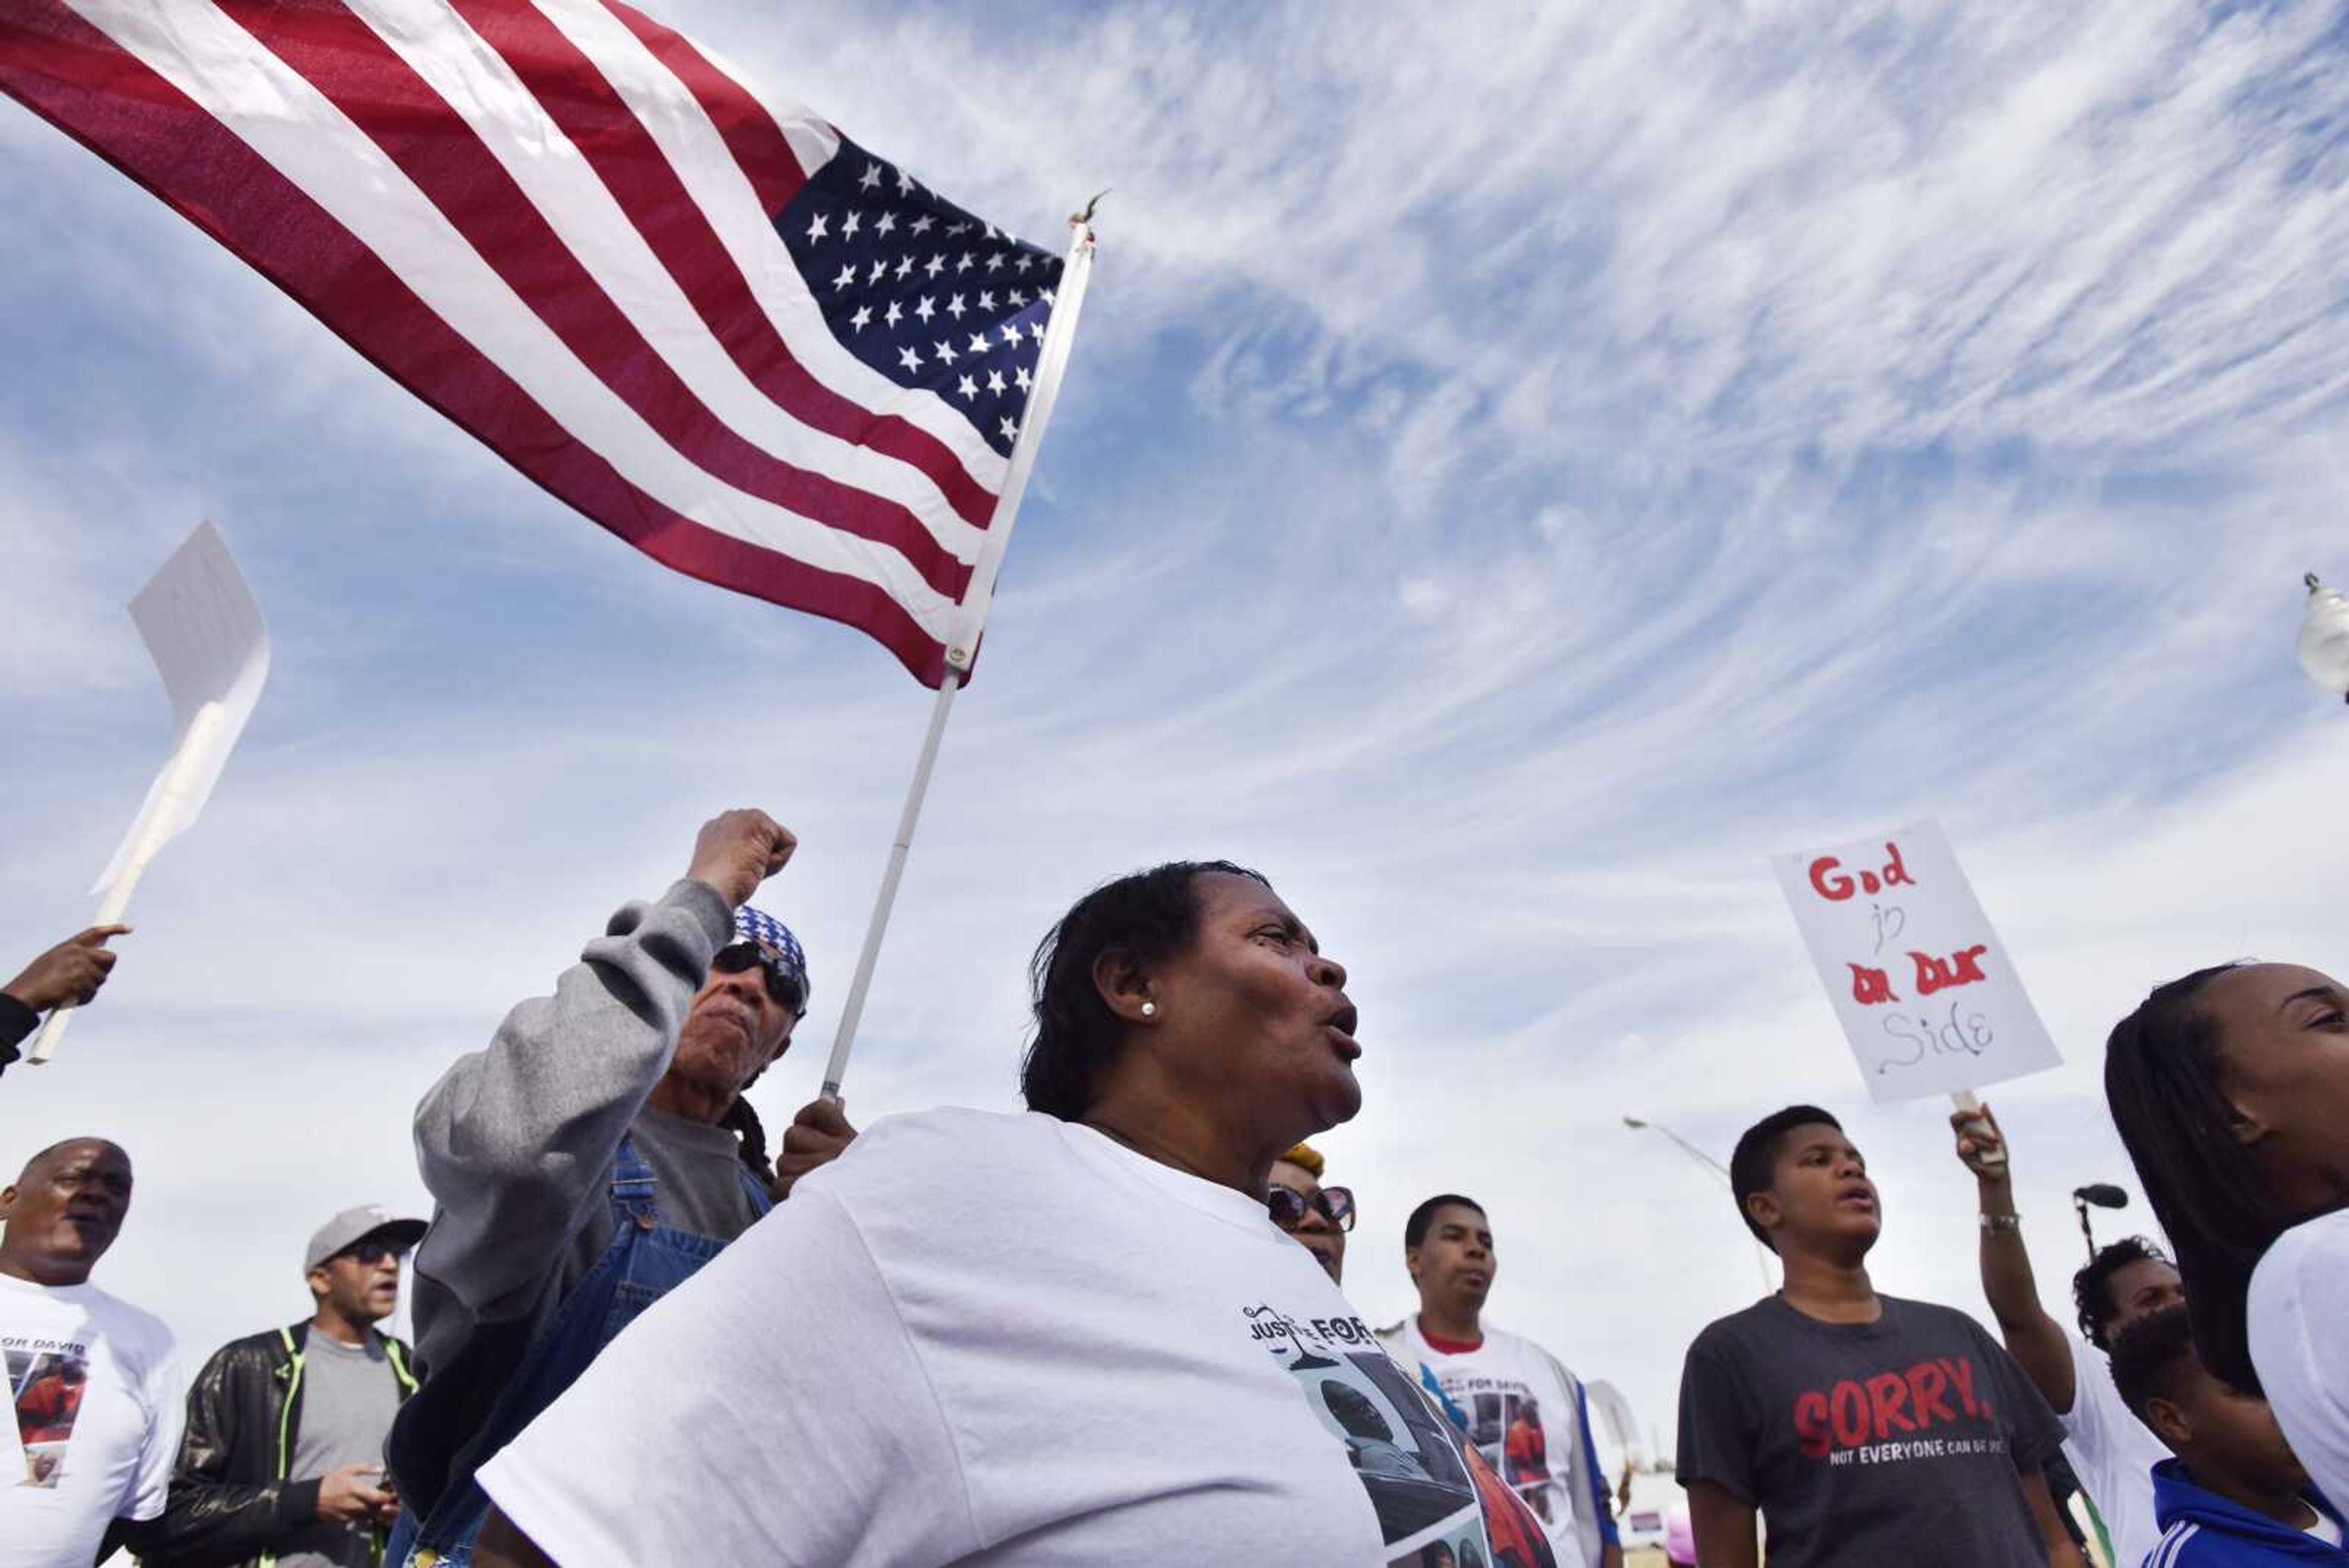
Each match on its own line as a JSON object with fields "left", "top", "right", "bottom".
{"left": 2299, "top": 573, "right": 2349, "bottom": 700}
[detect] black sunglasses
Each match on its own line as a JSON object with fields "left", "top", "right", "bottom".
{"left": 1267, "top": 1184, "right": 1356, "bottom": 1233}
{"left": 713, "top": 942, "right": 807, "bottom": 1017}
{"left": 335, "top": 1240, "right": 409, "bottom": 1266}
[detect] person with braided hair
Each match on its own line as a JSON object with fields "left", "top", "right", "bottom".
{"left": 381, "top": 808, "right": 848, "bottom": 1567}
{"left": 2105, "top": 961, "right": 2349, "bottom": 1518}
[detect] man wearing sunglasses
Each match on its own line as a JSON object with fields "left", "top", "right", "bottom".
{"left": 135, "top": 1206, "right": 427, "bottom": 1568}
{"left": 382, "top": 807, "right": 842, "bottom": 1566}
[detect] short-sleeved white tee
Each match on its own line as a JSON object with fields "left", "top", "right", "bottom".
{"left": 481, "top": 1108, "right": 1555, "bottom": 1566}
{"left": 1380, "top": 1317, "right": 1600, "bottom": 1564}
{"left": 0, "top": 1271, "right": 184, "bottom": 1568}
{"left": 2251, "top": 1208, "right": 2349, "bottom": 1510}
{"left": 2055, "top": 1331, "right": 2167, "bottom": 1568}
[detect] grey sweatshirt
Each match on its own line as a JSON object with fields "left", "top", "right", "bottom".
{"left": 407, "top": 878, "right": 768, "bottom": 1378}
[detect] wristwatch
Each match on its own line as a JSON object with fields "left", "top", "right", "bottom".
{"left": 1978, "top": 1212, "right": 2022, "bottom": 1233}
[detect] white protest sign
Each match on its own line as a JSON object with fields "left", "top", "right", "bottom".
{"left": 1771, "top": 819, "right": 2060, "bottom": 1104}
{"left": 29, "top": 521, "right": 269, "bottom": 1063}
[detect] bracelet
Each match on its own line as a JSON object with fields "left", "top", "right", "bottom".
{"left": 1979, "top": 1212, "right": 2022, "bottom": 1233}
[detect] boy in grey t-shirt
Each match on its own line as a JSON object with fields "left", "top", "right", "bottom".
{"left": 1674, "top": 1105, "right": 2081, "bottom": 1568}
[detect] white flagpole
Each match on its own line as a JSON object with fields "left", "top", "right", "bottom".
{"left": 819, "top": 215, "right": 1101, "bottom": 1100}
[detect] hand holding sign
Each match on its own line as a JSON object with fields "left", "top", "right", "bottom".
{"left": 1950, "top": 1099, "right": 2012, "bottom": 1180}
{"left": 1772, "top": 820, "right": 2060, "bottom": 1105}
{"left": 5, "top": 926, "right": 132, "bottom": 1011}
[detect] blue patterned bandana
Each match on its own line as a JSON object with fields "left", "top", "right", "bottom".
{"left": 733, "top": 905, "right": 809, "bottom": 1000}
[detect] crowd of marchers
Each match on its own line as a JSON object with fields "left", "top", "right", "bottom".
{"left": 2, "top": 806, "right": 2345, "bottom": 1568}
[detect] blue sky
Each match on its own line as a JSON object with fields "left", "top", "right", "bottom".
{"left": 5, "top": 0, "right": 2349, "bottom": 1465}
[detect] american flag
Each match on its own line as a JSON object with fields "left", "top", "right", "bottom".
{"left": 0, "top": 0, "right": 1083, "bottom": 686}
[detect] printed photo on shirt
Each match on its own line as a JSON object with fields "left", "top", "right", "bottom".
{"left": 9, "top": 1343, "right": 93, "bottom": 1488}
{"left": 1470, "top": 1391, "right": 1559, "bottom": 1524}
{"left": 1246, "top": 1304, "right": 1557, "bottom": 1568}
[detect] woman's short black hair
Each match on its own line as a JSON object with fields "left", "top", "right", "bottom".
{"left": 2104, "top": 963, "right": 2294, "bottom": 1393}
{"left": 2071, "top": 1236, "right": 2172, "bottom": 1351}
{"left": 1729, "top": 1105, "right": 1842, "bottom": 1254}
{"left": 1020, "top": 860, "right": 1268, "bottom": 1121}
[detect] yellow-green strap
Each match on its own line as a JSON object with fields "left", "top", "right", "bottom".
{"left": 384, "top": 1338, "right": 418, "bottom": 1396}
{"left": 262, "top": 1326, "right": 305, "bottom": 1568}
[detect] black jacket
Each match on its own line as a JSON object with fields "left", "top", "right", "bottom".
{"left": 0, "top": 992, "right": 35, "bottom": 1075}
{"left": 126, "top": 1321, "right": 420, "bottom": 1568}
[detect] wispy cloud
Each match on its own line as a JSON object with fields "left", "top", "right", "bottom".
{"left": 4, "top": 0, "right": 2346, "bottom": 1461}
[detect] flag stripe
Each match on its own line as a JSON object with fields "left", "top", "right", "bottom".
{"left": 5, "top": 0, "right": 952, "bottom": 683}
{"left": 449, "top": 0, "right": 1003, "bottom": 534}
{"left": 599, "top": 0, "right": 803, "bottom": 230}
{"left": 61, "top": 0, "right": 962, "bottom": 635}
{"left": 4, "top": 0, "right": 1074, "bottom": 686}
{"left": 536, "top": 0, "right": 1011, "bottom": 491}
{"left": 219, "top": 0, "right": 976, "bottom": 603}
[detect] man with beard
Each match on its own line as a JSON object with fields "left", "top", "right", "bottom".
{"left": 1379, "top": 1195, "right": 1621, "bottom": 1568}
{"left": 136, "top": 1206, "right": 428, "bottom": 1568}
{"left": 382, "top": 808, "right": 853, "bottom": 1565}
{"left": 0, "top": 1137, "right": 182, "bottom": 1568}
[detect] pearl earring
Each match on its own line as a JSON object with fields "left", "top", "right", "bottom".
{"left": 1141, "top": 1001, "right": 1157, "bottom": 1018}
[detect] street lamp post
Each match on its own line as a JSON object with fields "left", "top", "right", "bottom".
{"left": 1624, "top": 1115, "right": 1776, "bottom": 1294}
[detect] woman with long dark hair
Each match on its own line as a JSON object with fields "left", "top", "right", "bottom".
{"left": 2103, "top": 960, "right": 2349, "bottom": 1504}
{"left": 455, "top": 860, "right": 1556, "bottom": 1567}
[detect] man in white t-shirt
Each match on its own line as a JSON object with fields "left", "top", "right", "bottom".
{"left": 1953, "top": 1102, "right": 2180, "bottom": 1567}
{"left": 1378, "top": 1194, "right": 1622, "bottom": 1568}
{"left": 0, "top": 1137, "right": 184, "bottom": 1568}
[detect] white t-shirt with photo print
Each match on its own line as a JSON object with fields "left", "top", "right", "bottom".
{"left": 482, "top": 1107, "right": 1559, "bottom": 1567}
{"left": 0, "top": 1270, "right": 184, "bottom": 1568}
{"left": 1382, "top": 1315, "right": 1608, "bottom": 1566}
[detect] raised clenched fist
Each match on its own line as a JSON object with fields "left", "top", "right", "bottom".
{"left": 4, "top": 926, "right": 130, "bottom": 1014}
{"left": 685, "top": 809, "right": 797, "bottom": 909}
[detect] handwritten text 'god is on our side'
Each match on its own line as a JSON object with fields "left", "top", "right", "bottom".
{"left": 1802, "top": 838, "right": 1997, "bottom": 1071}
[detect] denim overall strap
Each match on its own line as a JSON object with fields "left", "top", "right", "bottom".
{"left": 392, "top": 1134, "right": 699, "bottom": 1567}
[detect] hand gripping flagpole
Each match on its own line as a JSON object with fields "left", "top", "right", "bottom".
{"left": 820, "top": 212, "right": 1100, "bottom": 1101}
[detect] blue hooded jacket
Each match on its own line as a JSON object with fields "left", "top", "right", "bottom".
{"left": 2145, "top": 1458, "right": 2349, "bottom": 1565}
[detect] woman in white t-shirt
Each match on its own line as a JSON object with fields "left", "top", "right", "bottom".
{"left": 467, "top": 861, "right": 1558, "bottom": 1567}
{"left": 2104, "top": 960, "right": 2349, "bottom": 1509}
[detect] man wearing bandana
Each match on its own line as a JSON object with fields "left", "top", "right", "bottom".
{"left": 382, "top": 808, "right": 852, "bottom": 1566}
